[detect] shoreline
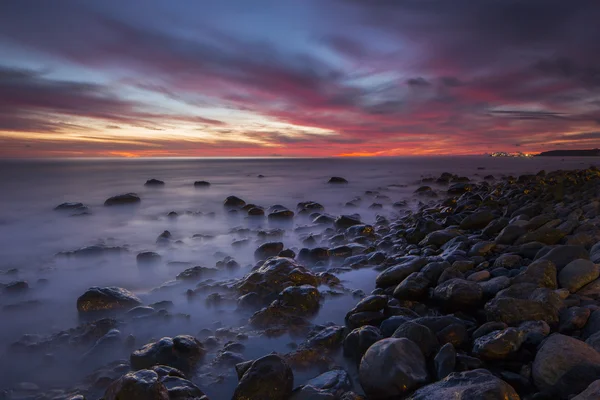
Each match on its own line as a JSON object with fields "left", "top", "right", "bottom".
{"left": 4, "top": 166, "right": 600, "bottom": 399}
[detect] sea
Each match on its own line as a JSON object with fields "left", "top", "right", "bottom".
{"left": 0, "top": 156, "right": 596, "bottom": 398}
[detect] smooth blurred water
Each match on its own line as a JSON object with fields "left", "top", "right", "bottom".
{"left": 0, "top": 156, "right": 597, "bottom": 395}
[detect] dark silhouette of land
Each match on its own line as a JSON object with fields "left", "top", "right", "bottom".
{"left": 537, "top": 148, "right": 600, "bottom": 157}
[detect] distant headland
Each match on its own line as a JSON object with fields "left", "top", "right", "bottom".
{"left": 536, "top": 149, "right": 600, "bottom": 157}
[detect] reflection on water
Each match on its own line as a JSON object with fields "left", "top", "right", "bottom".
{"left": 0, "top": 156, "right": 596, "bottom": 397}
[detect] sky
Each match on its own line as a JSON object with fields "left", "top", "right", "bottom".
{"left": 1, "top": 0, "right": 600, "bottom": 158}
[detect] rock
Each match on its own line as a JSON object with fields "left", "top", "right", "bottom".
{"left": 496, "top": 223, "right": 528, "bottom": 245}
{"left": 533, "top": 334, "right": 600, "bottom": 398}
{"left": 460, "top": 210, "right": 495, "bottom": 230}
{"left": 131, "top": 336, "right": 205, "bottom": 375}
{"left": 432, "top": 279, "right": 483, "bottom": 310}
{"left": 376, "top": 257, "right": 428, "bottom": 288}
{"left": 104, "top": 370, "right": 168, "bottom": 400}
{"left": 583, "top": 310, "right": 600, "bottom": 339}
{"left": 279, "top": 285, "right": 321, "bottom": 314}
{"left": 145, "top": 179, "right": 164, "bottom": 186}
{"left": 307, "top": 326, "right": 345, "bottom": 349}
{"left": 573, "top": 380, "right": 600, "bottom": 400}
{"left": 176, "top": 266, "right": 218, "bottom": 281}
{"left": 54, "top": 202, "right": 86, "bottom": 211}
{"left": 407, "top": 369, "right": 519, "bottom": 400}
{"left": 359, "top": 338, "right": 429, "bottom": 399}
{"left": 484, "top": 297, "right": 559, "bottom": 326}
{"left": 393, "top": 272, "right": 430, "bottom": 300}
{"left": 328, "top": 177, "right": 348, "bottom": 184}
{"left": 436, "top": 323, "right": 469, "bottom": 348}
{"left": 160, "top": 375, "right": 207, "bottom": 399}
{"left": 343, "top": 326, "right": 382, "bottom": 363}
{"left": 232, "top": 354, "right": 293, "bottom": 400}
{"left": 237, "top": 257, "right": 318, "bottom": 298}
{"left": 291, "top": 369, "right": 352, "bottom": 399}
{"left": 468, "top": 241, "right": 496, "bottom": 257}
{"left": 136, "top": 252, "right": 161, "bottom": 265}
{"left": 104, "top": 193, "right": 141, "bottom": 206}
{"left": 472, "top": 328, "right": 525, "bottom": 360}
{"left": 467, "top": 270, "right": 490, "bottom": 282}
{"left": 392, "top": 321, "right": 439, "bottom": 357}
{"left": 224, "top": 196, "right": 246, "bottom": 208}
{"left": 515, "top": 226, "right": 566, "bottom": 245}
{"left": 255, "top": 242, "right": 285, "bottom": 260}
{"left": 559, "top": 307, "right": 591, "bottom": 332}
{"left": 434, "top": 343, "right": 456, "bottom": 380}
{"left": 334, "top": 215, "right": 362, "bottom": 229}
{"left": 77, "top": 287, "right": 142, "bottom": 313}
{"left": 493, "top": 254, "right": 522, "bottom": 269}
{"left": 193, "top": 181, "right": 211, "bottom": 187}
{"left": 558, "top": 259, "right": 599, "bottom": 293}
{"left": 3, "top": 280, "right": 29, "bottom": 293}
{"left": 537, "top": 245, "right": 589, "bottom": 271}
{"left": 512, "top": 259, "right": 557, "bottom": 289}
{"left": 479, "top": 276, "right": 511, "bottom": 297}
{"left": 268, "top": 210, "right": 295, "bottom": 221}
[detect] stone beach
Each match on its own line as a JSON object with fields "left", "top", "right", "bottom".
{"left": 4, "top": 165, "right": 600, "bottom": 399}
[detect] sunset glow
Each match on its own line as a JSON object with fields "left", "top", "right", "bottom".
{"left": 1, "top": 0, "right": 599, "bottom": 158}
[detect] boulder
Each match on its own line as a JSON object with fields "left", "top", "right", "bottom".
{"left": 255, "top": 242, "right": 285, "bottom": 260}
{"left": 511, "top": 259, "right": 557, "bottom": 289}
{"left": 359, "top": 338, "right": 429, "bottom": 399}
{"left": 104, "top": 193, "right": 141, "bottom": 206}
{"left": 536, "top": 245, "right": 589, "bottom": 271}
{"left": 392, "top": 321, "right": 439, "bottom": 357}
{"left": 232, "top": 354, "right": 293, "bottom": 400}
{"left": 145, "top": 179, "right": 164, "bottom": 186}
{"left": 376, "top": 257, "right": 428, "bottom": 288}
{"left": 343, "top": 325, "right": 382, "bottom": 363}
{"left": 484, "top": 297, "right": 559, "bottom": 326}
{"left": 393, "top": 272, "right": 430, "bottom": 300}
{"left": 291, "top": 369, "right": 352, "bottom": 399}
{"left": 472, "top": 328, "right": 525, "bottom": 360}
{"left": 460, "top": 210, "right": 495, "bottom": 230}
{"left": 432, "top": 279, "right": 483, "bottom": 310}
{"left": 434, "top": 343, "right": 456, "bottom": 380}
{"left": 104, "top": 370, "right": 168, "bottom": 400}
{"left": 533, "top": 334, "right": 600, "bottom": 398}
{"left": 558, "top": 259, "right": 599, "bottom": 293}
{"left": 407, "top": 369, "right": 519, "bottom": 400}
{"left": 77, "top": 287, "right": 142, "bottom": 313}
{"left": 328, "top": 177, "right": 348, "bottom": 184}
{"left": 573, "top": 380, "right": 600, "bottom": 400}
{"left": 193, "top": 181, "right": 211, "bottom": 187}
{"left": 131, "top": 336, "right": 205, "bottom": 375}
{"left": 224, "top": 196, "right": 246, "bottom": 208}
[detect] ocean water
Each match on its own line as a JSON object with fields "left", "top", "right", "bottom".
{"left": 0, "top": 156, "right": 596, "bottom": 397}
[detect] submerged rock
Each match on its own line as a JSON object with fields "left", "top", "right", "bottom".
{"left": 232, "top": 354, "right": 293, "bottom": 400}
{"left": 77, "top": 287, "right": 142, "bottom": 313}
{"left": 145, "top": 179, "right": 165, "bottom": 186}
{"left": 328, "top": 177, "right": 348, "bottom": 184}
{"left": 130, "top": 335, "right": 205, "bottom": 375}
{"left": 104, "top": 370, "right": 168, "bottom": 400}
{"left": 104, "top": 193, "right": 141, "bottom": 206}
{"left": 193, "top": 181, "right": 211, "bottom": 187}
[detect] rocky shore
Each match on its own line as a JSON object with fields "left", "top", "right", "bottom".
{"left": 5, "top": 167, "right": 600, "bottom": 399}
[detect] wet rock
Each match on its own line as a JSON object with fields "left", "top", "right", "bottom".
{"left": 573, "top": 380, "right": 600, "bottom": 400}
{"left": 472, "top": 322, "right": 508, "bottom": 339}
{"left": 104, "top": 193, "right": 141, "bottom": 206}
{"left": 130, "top": 335, "right": 205, "bottom": 375}
{"left": 493, "top": 254, "right": 523, "bottom": 269}
{"left": 472, "top": 328, "right": 525, "bottom": 360}
{"left": 54, "top": 202, "right": 86, "bottom": 211}
{"left": 224, "top": 196, "right": 246, "bottom": 208}
{"left": 279, "top": 285, "right": 321, "bottom": 314}
{"left": 307, "top": 325, "right": 345, "bottom": 349}
{"left": 559, "top": 307, "right": 591, "bottom": 332}
{"left": 77, "top": 287, "right": 142, "bottom": 313}
{"left": 359, "top": 338, "right": 429, "bottom": 399}
{"left": 232, "top": 354, "right": 293, "bottom": 400}
{"left": 393, "top": 272, "right": 431, "bottom": 300}
{"left": 193, "top": 181, "right": 211, "bottom": 187}
{"left": 343, "top": 326, "right": 382, "bottom": 363}
{"left": 437, "top": 323, "right": 469, "bottom": 348}
{"left": 237, "top": 257, "right": 319, "bottom": 297}
{"left": 536, "top": 245, "right": 589, "bottom": 270}
{"left": 582, "top": 310, "right": 600, "bottom": 339}
{"left": 533, "top": 334, "right": 600, "bottom": 398}
{"left": 485, "top": 296, "right": 559, "bottom": 326}
{"left": 328, "top": 177, "right": 348, "bottom": 184}
{"left": 145, "top": 179, "right": 164, "bottom": 186}
{"left": 254, "top": 242, "right": 285, "bottom": 260}
{"left": 176, "top": 266, "right": 218, "bottom": 281}
{"left": 392, "top": 321, "right": 439, "bottom": 357}
{"left": 558, "top": 259, "right": 599, "bottom": 293}
{"left": 496, "top": 223, "right": 528, "bottom": 245}
{"left": 407, "top": 369, "right": 519, "bottom": 400}
{"left": 512, "top": 259, "right": 557, "bottom": 289}
{"left": 104, "top": 370, "right": 168, "bottom": 400}
{"left": 376, "top": 257, "right": 428, "bottom": 288}
{"left": 468, "top": 241, "right": 496, "bottom": 257}
{"left": 136, "top": 252, "right": 162, "bottom": 265}
{"left": 248, "top": 207, "right": 265, "bottom": 216}
{"left": 161, "top": 375, "right": 207, "bottom": 399}
{"left": 460, "top": 210, "right": 495, "bottom": 230}
{"left": 434, "top": 343, "right": 456, "bottom": 380}
{"left": 432, "top": 278, "right": 483, "bottom": 310}
{"left": 291, "top": 369, "right": 352, "bottom": 399}
{"left": 268, "top": 210, "right": 295, "bottom": 221}
{"left": 3, "top": 280, "right": 29, "bottom": 293}
{"left": 334, "top": 215, "right": 362, "bottom": 230}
